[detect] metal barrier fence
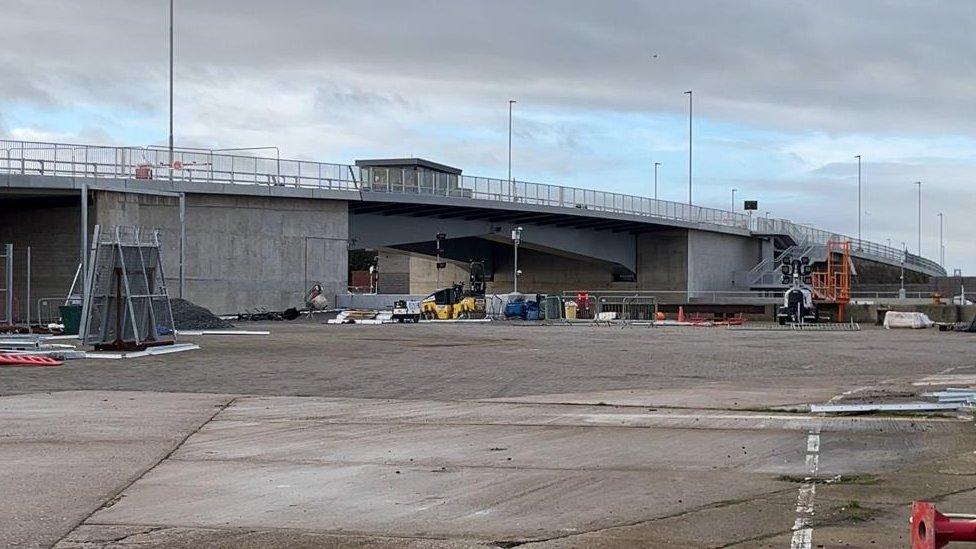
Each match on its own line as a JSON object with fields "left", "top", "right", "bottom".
{"left": 849, "top": 291, "right": 941, "bottom": 300}
{"left": 595, "top": 295, "right": 658, "bottom": 321}
{"left": 0, "top": 139, "right": 945, "bottom": 276}
{"left": 563, "top": 290, "right": 784, "bottom": 305}
{"left": 35, "top": 297, "right": 64, "bottom": 326}
{"left": 0, "top": 243, "right": 11, "bottom": 324}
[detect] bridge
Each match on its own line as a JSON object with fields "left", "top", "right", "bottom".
{"left": 0, "top": 140, "right": 945, "bottom": 316}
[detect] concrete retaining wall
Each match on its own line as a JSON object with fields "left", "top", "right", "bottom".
{"left": 0, "top": 199, "right": 92, "bottom": 322}
{"left": 846, "top": 303, "right": 976, "bottom": 325}
{"left": 95, "top": 191, "right": 348, "bottom": 315}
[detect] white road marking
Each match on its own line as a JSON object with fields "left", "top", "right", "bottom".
{"left": 806, "top": 434, "right": 820, "bottom": 453}
{"left": 790, "top": 368, "right": 972, "bottom": 548}
{"left": 790, "top": 518, "right": 812, "bottom": 549}
{"left": 790, "top": 427, "right": 822, "bottom": 549}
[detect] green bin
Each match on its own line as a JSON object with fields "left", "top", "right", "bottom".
{"left": 59, "top": 305, "right": 83, "bottom": 335}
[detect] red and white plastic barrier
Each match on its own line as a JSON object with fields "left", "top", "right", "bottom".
{"left": 0, "top": 354, "right": 63, "bottom": 367}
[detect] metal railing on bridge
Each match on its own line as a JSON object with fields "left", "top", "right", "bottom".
{"left": 0, "top": 139, "right": 945, "bottom": 277}
{"left": 753, "top": 217, "right": 943, "bottom": 275}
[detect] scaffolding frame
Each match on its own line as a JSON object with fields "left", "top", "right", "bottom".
{"left": 79, "top": 226, "right": 176, "bottom": 350}
{"left": 812, "top": 239, "right": 852, "bottom": 322}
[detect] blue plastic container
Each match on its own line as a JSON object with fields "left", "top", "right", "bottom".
{"left": 504, "top": 301, "right": 526, "bottom": 319}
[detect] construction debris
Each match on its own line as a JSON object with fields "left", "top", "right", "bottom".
{"left": 811, "top": 386, "right": 976, "bottom": 414}
{"left": 810, "top": 402, "right": 964, "bottom": 413}
{"left": 940, "top": 316, "right": 976, "bottom": 333}
{"left": 328, "top": 309, "right": 393, "bottom": 324}
{"left": 921, "top": 388, "right": 976, "bottom": 404}
{"left": 84, "top": 343, "right": 200, "bottom": 360}
{"left": 234, "top": 308, "right": 301, "bottom": 322}
{"left": 176, "top": 329, "right": 270, "bottom": 336}
{"left": 171, "top": 298, "right": 235, "bottom": 330}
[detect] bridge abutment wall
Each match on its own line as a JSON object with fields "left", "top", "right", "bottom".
{"left": 94, "top": 191, "right": 349, "bottom": 315}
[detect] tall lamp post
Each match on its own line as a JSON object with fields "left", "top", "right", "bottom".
{"left": 508, "top": 100, "right": 516, "bottom": 199}
{"left": 169, "top": 0, "right": 180, "bottom": 296}
{"left": 938, "top": 212, "right": 944, "bottom": 267}
{"left": 900, "top": 241, "right": 907, "bottom": 299}
{"left": 914, "top": 181, "right": 922, "bottom": 257}
{"left": 511, "top": 226, "right": 523, "bottom": 293}
{"left": 854, "top": 155, "right": 861, "bottom": 248}
{"left": 168, "top": 0, "right": 174, "bottom": 182}
{"left": 653, "top": 162, "right": 661, "bottom": 201}
{"left": 684, "top": 90, "right": 693, "bottom": 206}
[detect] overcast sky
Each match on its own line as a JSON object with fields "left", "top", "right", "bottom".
{"left": 2, "top": 0, "right": 973, "bottom": 271}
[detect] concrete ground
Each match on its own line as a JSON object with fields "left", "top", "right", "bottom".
{"left": 2, "top": 323, "right": 975, "bottom": 548}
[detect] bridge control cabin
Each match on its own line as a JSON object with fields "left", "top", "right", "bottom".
{"left": 355, "top": 158, "right": 468, "bottom": 197}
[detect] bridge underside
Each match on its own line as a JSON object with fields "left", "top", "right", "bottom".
{"left": 349, "top": 201, "right": 765, "bottom": 296}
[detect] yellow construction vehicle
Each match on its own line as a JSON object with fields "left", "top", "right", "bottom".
{"left": 420, "top": 262, "right": 487, "bottom": 320}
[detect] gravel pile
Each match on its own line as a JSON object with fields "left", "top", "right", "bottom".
{"left": 170, "top": 298, "right": 235, "bottom": 330}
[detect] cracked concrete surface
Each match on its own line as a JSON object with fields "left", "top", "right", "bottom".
{"left": 0, "top": 391, "right": 235, "bottom": 549}
{"left": 1, "top": 324, "right": 974, "bottom": 547}
{"left": 6, "top": 392, "right": 968, "bottom": 548}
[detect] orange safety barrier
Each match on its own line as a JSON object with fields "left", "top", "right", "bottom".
{"left": 0, "top": 354, "right": 63, "bottom": 367}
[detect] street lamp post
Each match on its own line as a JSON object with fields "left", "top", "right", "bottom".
{"left": 653, "top": 161, "right": 661, "bottom": 216}
{"left": 508, "top": 100, "right": 516, "bottom": 200}
{"left": 854, "top": 155, "right": 861, "bottom": 247}
{"left": 938, "top": 212, "right": 944, "bottom": 267}
{"left": 168, "top": 0, "right": 174, "bottom": 182}
{"left": 900, "top": 241, "right": 907, "bottom": 299}
{"left": 914, "top": 181, "right": 922, "bottom": 257}
{"left": 731, "top": 188, "right": 737, "bottom": 212}
{"left": 684, "top": 90, "right": 693, "bottom": 206}
{"left": 653, "top": 162, "right": 661, "bottom": 201}
{"left": 511, "top": 226, "right": 523, "bottom": 293}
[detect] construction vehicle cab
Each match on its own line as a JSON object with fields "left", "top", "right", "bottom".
{"left": 421, "top": 261, "right": 487, "bottom": 320}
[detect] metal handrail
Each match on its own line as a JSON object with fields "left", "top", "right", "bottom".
{"left": 0, "top": 139, "right": 945, "bottom": 276}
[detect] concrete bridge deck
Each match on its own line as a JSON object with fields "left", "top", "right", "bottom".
{"left": 0, "top": 139, "right": 945, "bottom": 278}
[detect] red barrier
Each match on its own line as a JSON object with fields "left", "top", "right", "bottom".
{"left": 0, "top": 354, "right": 63, "bottom": 367}
{"left": 913, "top": 501, "right": 976, "bottom": 548}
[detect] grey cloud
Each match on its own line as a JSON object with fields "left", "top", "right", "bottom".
{"left": 3, "top": 0, "right": 976, "bottom": 134}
